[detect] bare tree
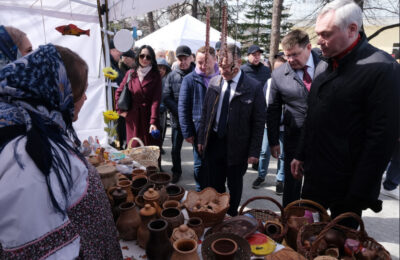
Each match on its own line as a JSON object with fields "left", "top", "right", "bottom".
{"left": 269, "top": 0, "right": 283, "bottom": 65}
{"left": 192, "top": 0, "right": 199, "bottom": 18}
{"left": 147, "top": 12, "right": 156, "bottom": 33}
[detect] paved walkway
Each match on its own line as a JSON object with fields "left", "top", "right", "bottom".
{"left": 160, "top": 127, "right": 400, "bottom": 259}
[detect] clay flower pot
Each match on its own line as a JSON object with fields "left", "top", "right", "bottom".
{"left": 166, "top": 184, "right": 185, "bottom": 201}
{"left": 161, "top": 207, "right": 184, "bottom": 237}
{"left": 211, "top": 238, "right": 238, "bottom": 260}
{"left": 162, "top": 200, "right": 182, "bottom": 209}
{"left": 132, "top": 168, "right": 147, "bottom": 177}
{"left": 146, "top": 165, "right": 158, "bottom": 176}
{"left": 116, "top": 202, "right": 141, "bottom": 241}
{"left": 149, "top": 172, "right": 172, "bottom": 189}
{"left": 171, "top": 238, "right": 200, "bottom": 260}
{"left": 187, "top": 217, "right": 205, "bottom": 239}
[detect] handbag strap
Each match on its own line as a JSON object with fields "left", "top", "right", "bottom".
{"left": 125, "top": 70, "right": 132, "bottom": 86}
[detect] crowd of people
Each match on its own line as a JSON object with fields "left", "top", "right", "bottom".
{"left": 0, "top": 0, "right": 399, "bottom": 257}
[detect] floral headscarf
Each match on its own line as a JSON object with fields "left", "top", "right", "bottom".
{"left": 0, "top": 43, "right": 84, "bottom": 215}
{"left": 0, "top": 25, "right": 20, "bottom": 69}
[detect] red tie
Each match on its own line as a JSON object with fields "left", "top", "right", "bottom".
{"left": 302, "top": 66, "right": 312, "bottom": 91}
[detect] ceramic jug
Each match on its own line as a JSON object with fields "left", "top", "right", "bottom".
{"left": 146, "top": 219, "right": 173, "bottom": 260}
{"left": 137, "top": 204, "right": 157, "bottom": 248}
{"left": 116, "top": 202, "right": 141, "bottom": 240}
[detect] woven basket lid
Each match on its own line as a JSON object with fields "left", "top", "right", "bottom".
{"left": 96, "top": 165, "right": 117, "bottom": 177}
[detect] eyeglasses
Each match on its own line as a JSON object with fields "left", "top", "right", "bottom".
{"left": 139, "top": 54, "right": 152, "bottom": 60}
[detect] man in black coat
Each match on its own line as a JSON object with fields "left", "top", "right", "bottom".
{"left": 267, "top": 29, "right": 320, "bottom": 207}
{"left": 163, "top": 45, "right": 195, "bottom": 183}
{"left": 291, "top": 0, "right": 400, "bottom": 227}
{"left": 241, "top": 44, "right": 271, "bottom": 86}
{"left": 198, "top": 44, "right": 265, "bottom": 216}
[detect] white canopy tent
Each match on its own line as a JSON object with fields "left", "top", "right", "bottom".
{"left": 0, "top": 0, "right": 183, "bottom": 143}
{"left": 135, "top": 14, "right": 240, "bottom": 53}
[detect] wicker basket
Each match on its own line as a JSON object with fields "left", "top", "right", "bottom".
{"left": 183, "top": 187, "right": 230, "bottom": 227}
{"left": 238, "top": 196, "right": 287, "bottom": 243}
{"left": 122, "top": 137, "right": 160, "bottom": 168}
{"left": 284, "top": 199, "right": 331, "bottom": 250}
{"left": 300, "top": 212, "right": 391, "bottom": 260}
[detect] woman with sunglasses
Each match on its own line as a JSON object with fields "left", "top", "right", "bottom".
{"left": 115, "top": 45, "right": 162, "bottom": 151}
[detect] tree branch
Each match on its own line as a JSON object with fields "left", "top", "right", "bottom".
{"left": 367, "top": 23, "right": 400, "bottom": 41}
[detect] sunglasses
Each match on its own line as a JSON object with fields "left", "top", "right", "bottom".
{"left": 139, "top": 54, "right": 152, "bottom": 60}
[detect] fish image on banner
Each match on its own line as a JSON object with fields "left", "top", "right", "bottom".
{"left": 56, "top": 24, "right": 90, "bottom": 37}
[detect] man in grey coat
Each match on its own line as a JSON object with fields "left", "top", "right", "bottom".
{"left": 267, "top": 29, "right": 320, "bottom": 207}
{"left": 292, "top": 0, "right": 399, "bottom": 228}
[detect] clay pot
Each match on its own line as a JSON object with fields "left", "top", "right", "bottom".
{"left": 96, "top": 165, "right": 117, "bottom": 189}
{"left": 111, "top": 187, "right": 127, "bottom": 222}
{"left": 143, "top": 188, "right": 160, "bottom": 205}
{"left": 161, "top": 207, "right": 184, "bottom": 237}
{"left": 116, "top": 202, "right": 141, "bottom": 241}
{"left": 211, "top": 238, "right": 238, "bottom": 260}
{"left": 166, "top": 185, "right": 185, "bottom": 201}
{"left": 137, "top": 204, "right": 157, "bottom": 248}
{"left": 170, "top": 224, "right": 198, "bottom": 243}
{"left": 131, "top": 175, "right": 148, "bottom": 196}
{"left": 187, "top": 217, "right": 205, "bottom": 239}
{"left": 117, "top": 179, "right": 134, "bottom": 202}
{"left": 146, "top": 165, "right": 158, "bottom": 176}
{"left": 132, "top": 168, "right": 147, "bottom": 177}
{"left": 146, "top": 219, "right": 173, "bottom": 260}
{"left": 171, "top": 238, "right": 200, "bottom": 260}
{"left": 162, "top": 200, "right": 182, "bottom": 209}
{"left": 148, "top": 172, "right": 172, "bottom": 189}
{"left": 117, "top": 173, "right": 129, "bottom": 182}
{"left": 264, "top": 221, "right": 284, "bottom": 242}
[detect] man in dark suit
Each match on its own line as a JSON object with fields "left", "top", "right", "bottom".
{"left": 197, "top": 44, "right": 265, "bottom": 216}
{"left": 267, "top": 29, "right": 320, "bottom": 207}
{"left": 292, "top": 0, "right": 399, "bottom": 227}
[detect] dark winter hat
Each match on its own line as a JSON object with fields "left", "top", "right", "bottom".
{"left": 274, "top": 52, "right": 284, "bottom": 59}
{"left": 157, "top": 58, "right": 171, "bottom": 73}
{"left": 122, "top": 50, "right": 135, "bottom": 59}
{"left": 247, "top": 45, "right": 264, "bottom": 55}
{"left": 176, "top": 45, "right": 192, "bottom": 57}
{"left": 215, "top": 41, "right": 221, "bottom": 51}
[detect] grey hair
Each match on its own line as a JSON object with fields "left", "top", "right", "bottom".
{"left": 319, "top": 0, "right": 363, "bottom": 32}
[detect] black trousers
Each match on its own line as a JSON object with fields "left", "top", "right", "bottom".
{"left": 282, "top": 127, "right": 303, "bottom": 207}
{"left": 203, "top": 131, "right": 248, "bottom": 216}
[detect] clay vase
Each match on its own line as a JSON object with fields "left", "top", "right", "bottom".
{"left": 187, "top": 217, "right": 205, "bottom": 239}
{"left": 171, "top": 238, "right": 200, "bottom": 260}
{"left": 111, "top": 187, "right": 127, "bottom": 222}
{"left": 264, "top": 221, "right": 284, "bottom": 242}
{"left": 117, "top": 179, "right": 134, "bottom": 202}
{"left": 161, "top": 207, "right": 184, "bottom": 237}
{"left": 137, "top": 204, "right": 157, "bottom": 248}
{"left": 96, "top": 165, "right": 117, "bottom": 189}
{"left": 170, "top": 224, "right": 198, "bottom": 244}
{"left": 131, "top": 175, "right": 148, "bottom": 196}
{"left": 116, "top": 202, "right": 141, "bottom": 241}
{"left": 146, "top": 219, "right": 173, "bottom": 260}
{"left": 211, "top": 238, "right": 238, "bottom": 260}
{"left": 146, "top": 165, "right": 158, "bottom": 176}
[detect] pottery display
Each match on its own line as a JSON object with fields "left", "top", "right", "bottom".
{"left": 206, "top": 215, "right": 258, "bottom": 238}
{"left": 211, "top": 238, "right": 238, "bottom": 260}
{"left": 146, "top": 165, "right": 158, "bottom": 176}
{"left": 187, "top": 217, "right": 205, "bottom": 239}
{"left": 116, "top": 202, "right": 141, "bottom": 241}
{"left": 137, "top": 204, "right": 157, "bottom": 248}
{"left": 161, "top": 207, "right": 184, "bottom": 237}
{"left": 117, "top": 179, "right": 134, "bottom": 202}
{"left": 162, "top": 200, "right": 181, "bottom": 209}
{"left": 170, "top": 224, "right": 198, "bottom": 243}
{"left": 171, "top": 238, "right": 200, "bottom": 260}
{"left": 146, "top": 219, "right": 173, "bottom": 260}
{"left": 131, "top": 175, "right": 148, "bottom": 196}
{"left": 166, "top": 184, "right": 185, "bottom": 201}
{"left": 148, "top": 172, "right": 172, "bottom": 189}
{"left": 96, "top": 164, "right": 117, "bottom": 189}
{"left": 183, "top": 187, "right": 230, "bottom": 227}
{"left": 111, "top": 187, "right": 127, "bottom": 222}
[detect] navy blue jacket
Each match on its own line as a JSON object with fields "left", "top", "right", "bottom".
{"left": 178, "top": 71, "right": 208, "bottom": 139}
{"left": 241, "top": 62, "right": 271, "bottom": 86}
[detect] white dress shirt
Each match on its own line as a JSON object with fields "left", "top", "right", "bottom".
{"left": 213, "top": 70, "right": 242, "bottom": 132}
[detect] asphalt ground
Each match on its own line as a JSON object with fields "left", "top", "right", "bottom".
{"left": 160, "top": 126, "right": 400, "bottom": 259}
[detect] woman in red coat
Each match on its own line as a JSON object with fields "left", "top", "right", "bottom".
{"left": 115, "top": 45, "right": 162, "bottom": 148}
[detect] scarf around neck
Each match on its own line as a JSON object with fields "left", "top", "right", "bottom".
{"left": 137, "top": 65, "right": 152, "bottom": 83}
{"left": 195, "top": 62, "right": 220, "bottom": 87}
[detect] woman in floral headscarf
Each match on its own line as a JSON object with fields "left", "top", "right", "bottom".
{"left": 0, "top": 44, "right": 122, "bottom": 259}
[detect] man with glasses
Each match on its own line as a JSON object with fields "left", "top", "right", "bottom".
{"left": 267, "top": 29, "right": 320, "bottom": 207}
{"left": 163, "top": 45, "right": 195, "bottom": 182}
